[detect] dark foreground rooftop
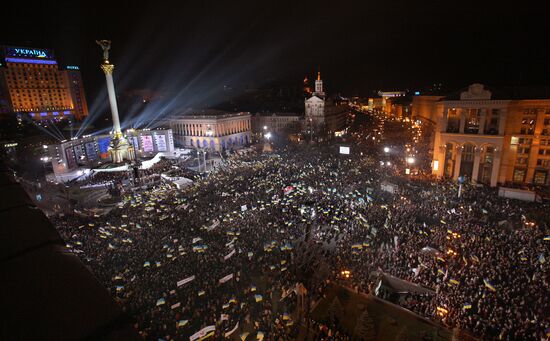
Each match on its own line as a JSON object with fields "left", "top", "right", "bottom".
{"left": 0, "top": 165, "right": 140, "bottom": 341}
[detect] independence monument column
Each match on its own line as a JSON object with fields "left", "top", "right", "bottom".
{"left": 96, "top": 40, "right": 133, "bottom": 163}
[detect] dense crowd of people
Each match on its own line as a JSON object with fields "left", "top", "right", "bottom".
{"left": 48, "top": 114, "right": 548, "bottom": 340}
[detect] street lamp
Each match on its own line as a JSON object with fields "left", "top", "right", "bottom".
{"left": 407, "top": 157, "right": 415, "bottom": 164}
{"left": 383, "top": 147, "right": 390, "bottom": 153}
{"left": 264, "top": 132, "right": 272, "bottom": 140}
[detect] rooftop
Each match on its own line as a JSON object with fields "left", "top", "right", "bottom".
{"left": 169, "top": 108, "right": 250, "bottom": 120}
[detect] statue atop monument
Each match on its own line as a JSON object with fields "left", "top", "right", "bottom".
{"left": 96, "top": 40, "right": 111, "bottom": 63}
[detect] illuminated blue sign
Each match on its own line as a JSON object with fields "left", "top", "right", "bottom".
{"left": 414, "top": 91, "right": 420, "bottom": 95}
{"left": 5, "top": 58, "right": 57, "bottom": 65}
{"left": 63, "top": 110, "right": 70, "bottom": 115}
{"left": 6, "top": 47, "right": 53, "bottom": 59}
{"left": 53, "top": 111, "right": 59, "bottom": 116}
{"left": 66, "top": 66, "right": 79, "bottom": 70}
{"left": 40, "top": 112, "right": 48, "bottom": 117}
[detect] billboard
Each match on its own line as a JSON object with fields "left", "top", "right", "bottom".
{"left": 141, "top": 135, "right": 154, "bottom": 152}
{"left": 155, "top": 134, "right": 167, "bottom": 152}
{"left": 65, "top": 146, "right": 77, "bottom": 169}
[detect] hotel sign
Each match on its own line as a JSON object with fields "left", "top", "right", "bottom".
{"left": 5, "top": 46, "right": 53, "bottom": 59}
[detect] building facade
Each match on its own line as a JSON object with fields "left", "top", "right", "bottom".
{"left": 429, "top": 83, "right": 550, "bottom": 187}
{"left": 304, "top": 72, "right": 348, "bottom": 138}
{"left": 62, "top": 66, "right": 89, "bottom": 120}
{"left": 251, "top": 112, "right": 302, "bottom": 134}
{"left": 169, "top": 110, "right": 251, "bottom": 151}
{"left": 0, "top": 46, "right": 89, "bottom": 121}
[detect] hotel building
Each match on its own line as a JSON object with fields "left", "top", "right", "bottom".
{"left": 0, "top": 46, "right": 88, "bottom": 121}
{"left": 424, "top": 84, "right": 550, "bottom": 187}
{"left": 168, "top": 110, "right": 251, "bottom": 151}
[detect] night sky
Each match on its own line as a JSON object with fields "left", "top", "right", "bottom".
{"left": 1, "top": 1, "right": 549, "bottom": 103}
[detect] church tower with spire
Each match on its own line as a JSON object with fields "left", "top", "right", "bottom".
{"left": 313, "top": 71, "right": 325, "bottom": 98}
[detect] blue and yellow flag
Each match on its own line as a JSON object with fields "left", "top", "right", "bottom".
{"left": 483, "top": 278, "right": 497, "bottom": 292}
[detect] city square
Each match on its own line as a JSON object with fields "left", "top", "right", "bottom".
{"left": 0, "top": 2, "right": 549, "bottom": 340}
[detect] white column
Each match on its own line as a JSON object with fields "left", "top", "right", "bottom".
{"left": 453, "top": 148, "right": 462, "bottom": 180}
{"left": 459, "top": 109, "right": 466, "bottom": 134}
{"left": 478, "top": 109, "right": 486, "bottom": 135}
{"left": 471, "top": 147, "right": 481, "bottom": 183}
{"left": 498, "top": 109, "right": 507, "bottom": 135}
{"left": 490, "top": 150, "right": 501, "bottom": 187}
{"left": 103, "top": 70, "right": 121, "bottom": 134}
{"left": 441, "top": 108, "right": 448, "bottom": 133}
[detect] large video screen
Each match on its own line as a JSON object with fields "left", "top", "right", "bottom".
{"left": 155, "top": 134, "right": 167, "bottom": 152}
{"left": 141, "top": 135, "right": 154, "bottom": 152}
{"left": 339, "top": 146, "right": 350, "bottom": 155}
{"left": 131, "top": 136, "right": 139, "bottom": 150}
{"left": 74, "top": 144, "right": 85, "bottom": 163}
{"left": 98, "top": 137, "right": 111, "bottom": 159}
{"left": 65, "top": 147, "right": 77, "bottom": 169}
{"left": 85, "top": 142, "right": 98, "bottom": 161}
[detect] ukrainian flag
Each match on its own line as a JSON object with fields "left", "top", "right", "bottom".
{"left": 543, "top": 236, "right": 550, "bottom": 241}
{"left": 437, "top": 268, "right": 445, "bottom": 275}
{"left": 197, "top": 331, "right": 215, "bottom": 340}
{"left": 240, "top": 332, "right": 250, "bottom": 340}
{"left": 463, "top": 303, "right": 472, "bottom": 310}
{"left": 256, "top": 331, "right": 265, "bottom": 340}
{"left": 250, "top": 286, "right": 257, "bottom": 292}
{"left": 483, "top": 278, "right": 497, "bottom": 292}
{"left": 177, "top": 320, "right": 188, "bottom": 327}
{"left": 229, "top": 297, "right": 238, "bottom": 304}
{"left": 156, "top": 298, "right": 166, "bottom": 306}
{"left": 198, "top": 290, "right": 205, "bottom": 296}
{"left": 283, "top": 312, "right": 291, "bottom": 320}
{"left": 449, "top": 279, "right": 460, "bottom": 285}
{"left": 143, "top": 261, "right": 151, "bottom": 267}
{"left": 254, "top": 294, "right": 263, "bottom": 302}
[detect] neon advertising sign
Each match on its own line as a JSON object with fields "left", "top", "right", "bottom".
{"left": 6, "top": 47, "right": 52, "bottom": 59}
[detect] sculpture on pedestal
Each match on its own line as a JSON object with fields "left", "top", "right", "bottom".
{"left": 96, "top": 40, "right": 134, "bottom": 163}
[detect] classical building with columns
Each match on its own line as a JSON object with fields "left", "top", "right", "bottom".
{"left": 430, "top": 83, "right": 550, "bottom": 187}
{"left": 168, "top": 110, "right": 251, "bottom": 151}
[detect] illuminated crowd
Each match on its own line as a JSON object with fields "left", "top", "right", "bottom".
{"left": 49, "top": 130, "right": 549, "bottom": 340}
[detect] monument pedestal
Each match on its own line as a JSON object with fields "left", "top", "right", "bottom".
{"left": 109, "top": 133, "right": 134, "bottom": 163}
